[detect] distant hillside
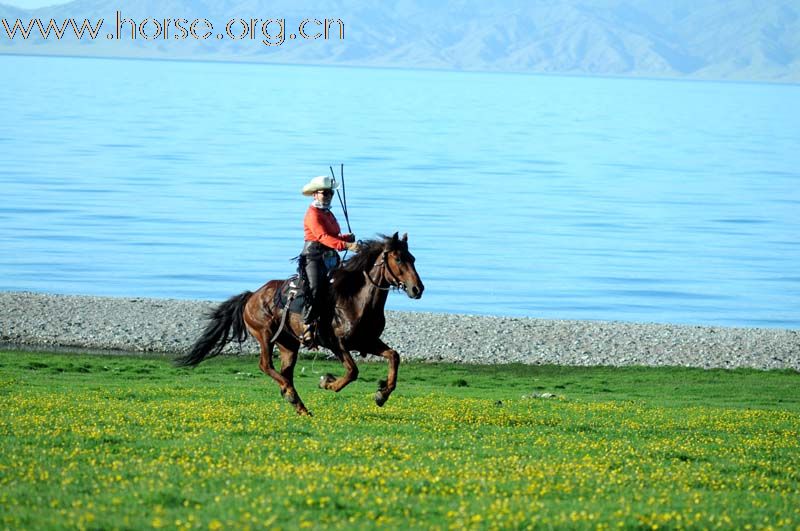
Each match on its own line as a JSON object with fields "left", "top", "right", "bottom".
{"left": 2, "top": 0, "right": 799, "bottom": 82}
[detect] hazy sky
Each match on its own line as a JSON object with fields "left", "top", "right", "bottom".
{"left": 2, "top": 0, "right": 70, "bottom": 9}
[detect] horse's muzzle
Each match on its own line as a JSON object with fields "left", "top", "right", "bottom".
{"left": 408, "top": 283, "right": 424, "bottom": 299}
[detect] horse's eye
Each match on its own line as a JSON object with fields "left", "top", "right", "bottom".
{"left": 395, "top": 257, "right": 403, "bottom": 264}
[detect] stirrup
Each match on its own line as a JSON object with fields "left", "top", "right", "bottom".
{"left": 300, "top": 322, "right": 316, "bottom": 348}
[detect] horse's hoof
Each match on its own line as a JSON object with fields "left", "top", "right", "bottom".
{"left": 319, "top": 373, "right": 336, "bottom": 389}
{"left": 374, "top": 390, "right": 388, "bottom": 407}
{"left": 281, "top": 388, "right": 298, "bottom": 405}
{"left": 298, "top": 408, "right": 312, "bottom": 417}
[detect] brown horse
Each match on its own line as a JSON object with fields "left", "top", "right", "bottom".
{"left": 175, "top": 232, "right": 424, "bottom": 415}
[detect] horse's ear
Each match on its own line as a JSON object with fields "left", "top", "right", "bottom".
{"left": 391, "top": 232, "right": 399, "bottom": 243}
{"left": 402, "top": 233, "right": 408, "bottom": 242}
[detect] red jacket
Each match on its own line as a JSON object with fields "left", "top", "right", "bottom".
{"left": 304, "top": 205, "right": 348, "bottom": 251}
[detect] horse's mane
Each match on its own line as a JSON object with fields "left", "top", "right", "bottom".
{"left": 331, "top": 235, "right": 402, "bottom": 298}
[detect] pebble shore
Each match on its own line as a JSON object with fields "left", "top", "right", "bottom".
{"left": 1, "top": 292, "right": 798, "bottom": 370}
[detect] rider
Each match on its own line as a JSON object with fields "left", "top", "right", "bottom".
{"left": 300, "top": 175, "right": 358, "bottom": 345}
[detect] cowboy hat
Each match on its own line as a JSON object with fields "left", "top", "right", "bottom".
{"left": 302, "top": 175, "right": 340, "bottom": 196}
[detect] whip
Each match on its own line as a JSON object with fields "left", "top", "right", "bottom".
{"left": 329, "top": 164, "right": 351, "bottom": 234}
{"left": 330, "top": 164, "right": 354, "bottom": 259}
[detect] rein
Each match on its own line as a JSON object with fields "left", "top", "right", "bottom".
{"left": 364, "top": 252, "right": 405, "bottom": 292}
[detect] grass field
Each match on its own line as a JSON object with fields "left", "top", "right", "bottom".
{"left": 1, "top": 350, "right": 799, "bottom": 529}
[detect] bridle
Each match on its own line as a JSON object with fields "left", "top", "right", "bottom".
{"left": 364, "top": 251, "right": 406, "bottom": 292}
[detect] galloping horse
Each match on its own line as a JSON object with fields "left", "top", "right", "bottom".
{"left": 175, "top": 232, "right": 424, "bottom": 415}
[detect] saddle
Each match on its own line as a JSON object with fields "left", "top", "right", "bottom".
{"left": 273, "top": 274, "right": 306, "bottom": 314}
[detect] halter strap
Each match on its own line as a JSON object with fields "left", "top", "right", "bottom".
{"left": 364, "top": 251, "right": 405, "bottom": 291}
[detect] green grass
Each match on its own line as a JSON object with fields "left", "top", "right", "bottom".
{"left": 1, "top": 350, "right": 799, "bottom": 529}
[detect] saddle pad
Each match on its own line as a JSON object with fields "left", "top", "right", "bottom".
{"left": 274, "top": 275, "right": 306, "bottom": 314}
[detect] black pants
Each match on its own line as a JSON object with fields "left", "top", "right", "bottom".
{"left": 302, "top": 256, "right": 326, "bottom": 325}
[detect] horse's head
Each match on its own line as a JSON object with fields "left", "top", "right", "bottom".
{"left": 381, "top": 232, "right": 424, "bottom": 299}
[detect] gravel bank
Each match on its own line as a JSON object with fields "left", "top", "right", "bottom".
{"left": 1, "top": 292, "right": 798, "bottom": 370}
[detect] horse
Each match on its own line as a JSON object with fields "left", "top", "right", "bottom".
{"left": 174, "top": 232, "right": 424, "bottom": 415}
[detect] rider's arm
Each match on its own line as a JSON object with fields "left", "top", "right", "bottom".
{"left": 304, "top": 208, "right": 348, "bottom": 251}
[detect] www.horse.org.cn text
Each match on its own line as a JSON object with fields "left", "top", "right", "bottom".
{"left": 1, "top": 12, "right": 345, "bottom": 47}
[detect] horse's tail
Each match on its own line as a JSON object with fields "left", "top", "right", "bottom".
{"left": 174, "top": 291, "right": 253, "bottom": 367}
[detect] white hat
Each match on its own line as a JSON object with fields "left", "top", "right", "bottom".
{"left": 302, "top": 175, "right": 339, "bottom": 196}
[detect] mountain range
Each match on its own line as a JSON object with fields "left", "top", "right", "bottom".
{"left": 2, "top": 0, "right": 799, "bottom": 82}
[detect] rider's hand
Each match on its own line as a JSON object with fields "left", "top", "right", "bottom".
{"left": 346, "top": 242, "right": 359, "bottom": 252}
{"left": 343, "top": 233, "right": 356, "bottom": 243}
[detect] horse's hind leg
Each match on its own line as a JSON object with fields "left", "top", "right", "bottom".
{"left": 277, "top": 342, "right": 309, "bottom": 415}
{"left": 318, "top": 347, "right": 359, "bottom": 393}
{"left": 366, "top": 339, "right": 399, "bottom": 407}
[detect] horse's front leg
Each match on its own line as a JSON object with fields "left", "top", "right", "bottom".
{"left": 276, "top": 342, "right": 311, "bottom": 416}
{"left": 365, "top": 339, "right": 399, "bottom": 407}
{"left": 253, "top": 327, "right": 310, "bottom": 416}
{"left": 318, "top": 347, "right": 359, "bottom": 393}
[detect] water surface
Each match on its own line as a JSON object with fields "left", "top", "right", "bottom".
{"left": 2, "top": 55, "right": 799, "bottom": 328}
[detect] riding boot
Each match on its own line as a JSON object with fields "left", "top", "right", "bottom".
{"left": 301, "top": 255, "right": 325, "bottom": 349}
{"left": 300, "top": 305, "right": 317, "bottom": 348}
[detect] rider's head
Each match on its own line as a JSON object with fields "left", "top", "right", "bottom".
{"left": 302, "top": 175, "right": 338, "bottom": 207}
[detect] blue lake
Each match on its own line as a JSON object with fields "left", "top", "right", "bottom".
{"left": 1, "top": 54, "right": 799, "bottom": 328}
